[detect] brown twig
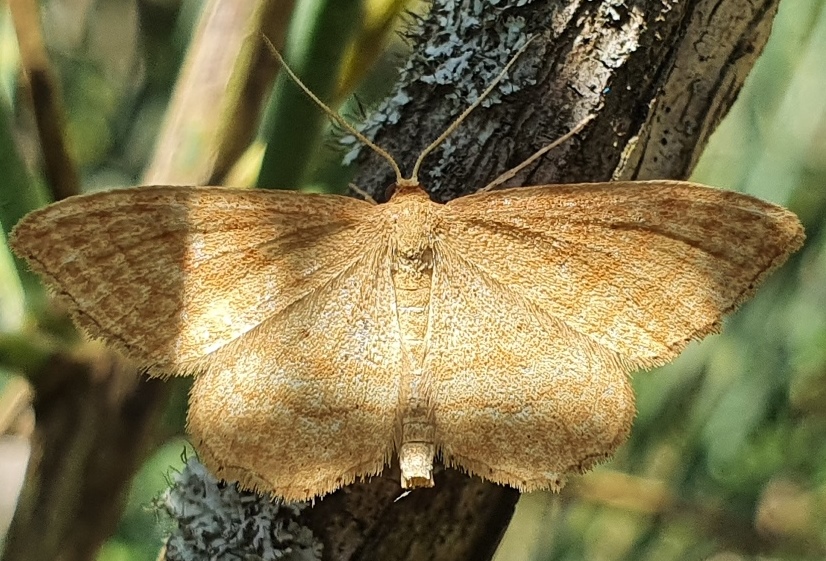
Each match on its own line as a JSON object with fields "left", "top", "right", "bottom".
{"left": 0, "top": 342, "right": 169, "bottom": 561}
{"left": 8, "top": 0, "right": 80, "bottom": 201}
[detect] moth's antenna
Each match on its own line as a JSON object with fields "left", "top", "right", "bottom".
{"left": 262, "top": 35, "right": 404, "bottom": 184}
{"left": 348, "top": 182, "right": 378, "bottom": 205}
{"left": 408, "top": 36, "right": 537, "bottom": 184}
{"left": 477, "top": 113, "right": 597, "bottom": 193}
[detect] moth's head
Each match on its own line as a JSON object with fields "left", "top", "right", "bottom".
{"left": 385, "top": 178, "right": 430, "bottom": 203}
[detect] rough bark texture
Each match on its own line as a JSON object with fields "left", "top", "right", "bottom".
{"left": 301, "top": 1, "right": 781, "bottom": 559}
{"left": 355, "top": 0, "right": 779, "bottom": 200}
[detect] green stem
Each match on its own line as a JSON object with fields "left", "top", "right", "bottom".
{"left": 0, "top": 95, "right": 49, "bottom": 311}
{"left": 257, "top": 0, "right": 363, "bottom": 190}
{"left": 0, "top": 331, "right": 55, "bottom": 377}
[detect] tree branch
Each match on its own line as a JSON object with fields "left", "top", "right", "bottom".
{"left": 8, "top": 1, "right": 783, "bottom": 559}
{"left": 355, "top": 0, "right": 780, "bottom": 200}
{"left": 1, "top": 343, "right": 168, "bottom": 561}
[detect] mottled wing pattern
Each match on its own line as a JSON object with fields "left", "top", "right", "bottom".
{"left": 438, "top": 181, "right": 805, "bottom": 369}
{"left": 187, "top": 244, "right": 403, "bottom": 501}
{"left": 425, "top": 244, "right": 635, "bottom": 490}
{"left": 10, "top": 186, "right": 379, "bottom": 372}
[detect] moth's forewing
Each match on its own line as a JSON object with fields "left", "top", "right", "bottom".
{"left": 440, "top": 181, "right": 805, "bottom": 367}
{"left": 9, "top": 186, "right": 378, "bottom": 372}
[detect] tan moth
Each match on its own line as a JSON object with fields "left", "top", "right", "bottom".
{"left": 10, "top": 38, "right": 804, "bottom": 502}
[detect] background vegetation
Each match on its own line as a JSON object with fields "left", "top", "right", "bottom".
{"left": 0, "top": 0, "right": 823, "bottom": 560}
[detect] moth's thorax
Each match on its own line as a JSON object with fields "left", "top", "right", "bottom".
{"left": 386, "top": 183, "right": 437, "bottom": 262}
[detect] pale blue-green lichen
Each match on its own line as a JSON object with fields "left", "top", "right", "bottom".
{"left": 343, "top": 0, "right": 539, "bottom": 169}
{"left": 160, "top": 459, "right": 321, "bottom": 561}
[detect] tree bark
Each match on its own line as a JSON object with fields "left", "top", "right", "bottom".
{"left": 301, "top": 1, "right": 781, "bottom": 559}
{"left": 0, "top": 341, "right": 169, "bottom": 561}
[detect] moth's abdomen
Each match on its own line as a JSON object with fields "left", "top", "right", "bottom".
{"left": 390, "top": 248, "right": 437, "bottom": 488}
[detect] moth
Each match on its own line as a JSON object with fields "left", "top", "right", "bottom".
{"left": 10, "top": 42, "right": 804, "bottom": 502}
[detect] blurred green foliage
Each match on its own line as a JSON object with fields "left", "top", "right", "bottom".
{"left": 257, "top": 0, "right": 362, "bottom": 190}
{"left": 0, "top": 0, "right": 823, "bottom": 560}
{"left": 111, "top": 440, "right": 194, "bottom": 561}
